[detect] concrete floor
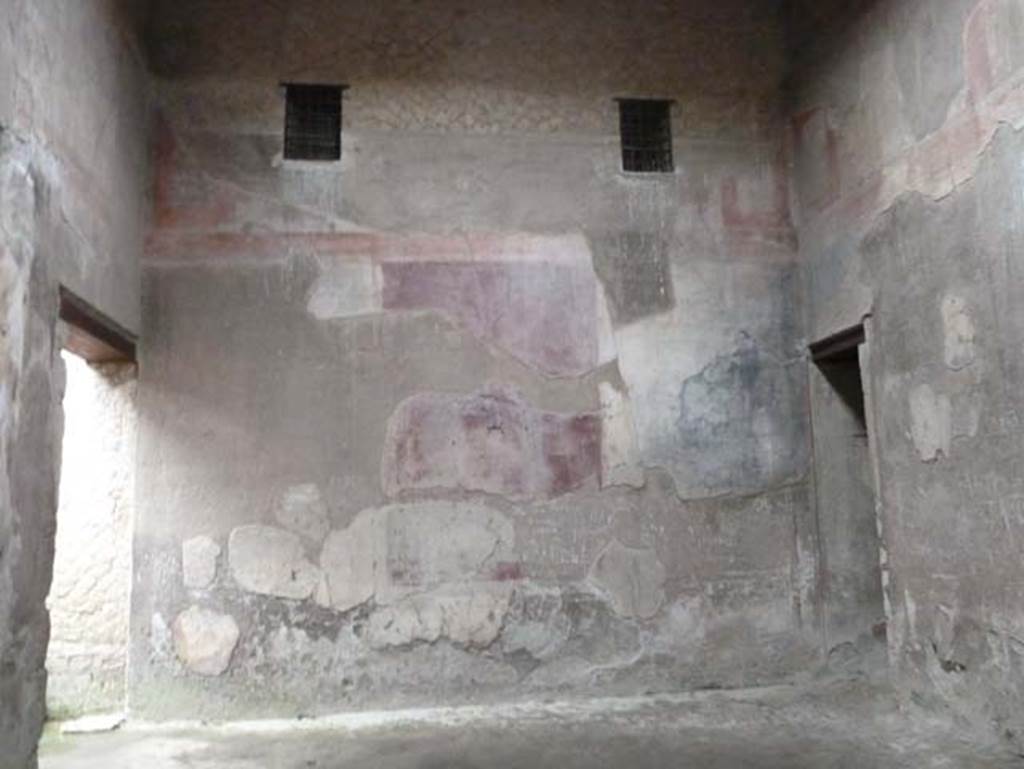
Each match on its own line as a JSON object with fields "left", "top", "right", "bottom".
{"left": 39, "top": 682, "right": 1024, "bottom": 769}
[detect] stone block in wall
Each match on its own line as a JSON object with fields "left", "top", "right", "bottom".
{"left": 319, "top": 511, "right": 383, "bottom": 613}
{"left": 228, "top": 525, "right": 321, "bottom": 600}
{"left": 172, "top": 606, "right": 240, "bottom": 676}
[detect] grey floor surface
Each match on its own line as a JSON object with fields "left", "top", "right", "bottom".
{"left": 39, "top": 682, "right": 1024, "bottom": 768}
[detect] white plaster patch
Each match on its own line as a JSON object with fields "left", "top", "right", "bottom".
{"left": 182, "top": 536, "right": 221, "bottom": 590}
{"left": 588, "top": 540, "right": 666, "bottom": 620}
{"left": 228, "top": 525, "right": 321, "bottom": 600}
{"left": 151, "top": 613, "right": 173, "bottom": 659}
{"left": 275, "top": 483, "right": 330, "bottom": 543}
{"left": 598, "top": 382, "right": 644, "bottom": 488}
{"left": 307, "top": 258, "right": 382, "bottom": 320}
{"left": 594, "top": 278, "right": 618, "bottom": 366}
{"left": 367, "top": 584, "right": 513, "bottom": 649}
{"left": 172, "top": 606, "right": 240, "bottom": 677}
{"left": 941, "top": 295, "right": 976, "bottom": 370}
{"left": 314, "top": 574, "right": 333, "bottom": 609}
{"left": 319, "top": 511, "right": 384, "bottom": 613}
{"left": 908, "top": 384, "right": 952, "bottom": 462}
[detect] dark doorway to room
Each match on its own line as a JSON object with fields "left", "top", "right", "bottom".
{"left": 809, "top": 326, "right": 887, "bottom": 657}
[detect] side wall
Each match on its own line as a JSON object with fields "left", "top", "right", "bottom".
{"left": 790, "top": 0, "right": 1024, "bottom": 747}
{"left": 0, "top": 1, "right": 149, "bottom": 765}
{"left": 46, "top": 354, "right": 137, "bottom": 719}
{"left": 132, "top": 0, "right": 820, "bottom": 719}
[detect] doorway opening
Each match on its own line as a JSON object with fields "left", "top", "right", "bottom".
{"left": 45, "top": 289, "right": 137, "bottom": 722}
{"left": 809, "top": 325, "right": 887, "bottom": 658}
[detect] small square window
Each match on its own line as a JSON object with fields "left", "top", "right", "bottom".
{"left": 618, "top": 99, "right": 673, "bottom": 173}
{"left": 284, "top": 84, "right": 344, "bottom": 161}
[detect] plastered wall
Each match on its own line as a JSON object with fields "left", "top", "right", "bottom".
{"left": 5, "top": 0, "right": 1022, "bottom": 758}
{"left": 132, "top": 0, "right": 820, "bottom": 719}
{"left": 789, "top": 0, "right": 1024, "bottom": 749}
{"left": 0, "top": 1, "right": 149, "bottom": 766}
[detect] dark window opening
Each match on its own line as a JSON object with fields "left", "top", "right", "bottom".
{"left": 284, "top": 84, "right": 344, "bottom": 161}
{"left": 814, "top": 344, "right": 867, "bottom": 435}
{"left": 618, "top": 99, "right": 673, "bottom": 173}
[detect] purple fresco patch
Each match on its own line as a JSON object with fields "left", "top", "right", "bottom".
{"left": 381, "top": 260, "right": 600, "bottom": 377}
{"left": 382, "top": 387, "right": 602, "bottom": 500}
{"left": 493, "top": 562, "right": 525, "bottom": 582}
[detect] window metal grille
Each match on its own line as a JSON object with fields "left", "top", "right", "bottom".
{"left": 619, "top": 99, "right": 673, "bottom": 173}
{"left": 284, "top": 84, "right": 343, "bottom": 161}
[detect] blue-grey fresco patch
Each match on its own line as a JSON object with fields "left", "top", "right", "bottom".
{"left": 662, "top": 334, "right": 808, "bottom": 497}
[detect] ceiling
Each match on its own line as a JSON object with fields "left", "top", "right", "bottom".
{"left": 780, "top": 0, "right": 878, "bottom": 54}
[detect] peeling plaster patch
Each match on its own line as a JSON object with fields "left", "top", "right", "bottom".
{"left": 588, "top": 540, "right": 666, "bottom": 620}
{"left": 598, "top": 382, "right": 644, "bottom": 488}
{"left": 306, "top": 258, "right": 382, "bottom": 320}
{"left": 319, "top": 501, "right": 515, "bottom": 612}
{"left": 382, "top": 386, "right": 601, "bottom": 500}
{"left": 589, "top": 232, "right": 674, "bottom": 325}
{"left": 909, "top": 384, "right": 952, "bottom": 462}
{"left": 367, "top": 584, "right": 513, "bottom": 649}
{"left": 966, "top": 0, "right": 1024, "bottom": 102}
{"left": 892, "top": 1, "right": 970, "bottom": 141}
{"left": 653, "top": 596, "right": 705, "bottom": 662}
{"left": 952, "top": 394, "right": 982, "bottom": 441}
{"left": 792, "top": 107, "right": 840, "bottom": 212}
{"left": 941, "top": 295, "right": 976, "bottom": 370}
{"left": 276, "top": 483, "right": 330, "bottom": 543}
{"left": 172, "top": 606, "right": 240, "bottom": 676}
{"left": 500, "top": 586, "right": 571, "bottom": 660}
{"left": 720, "top": 155, "right": 793, "bottom": 239}
{"left": 228, "top": 525, "right": 321, "bottom": 600}
{"left": 182, "top": 536, "right": 220, "bottom": 590}
{"left": 556, "top": 589, "right": 642, "bottom": 665}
